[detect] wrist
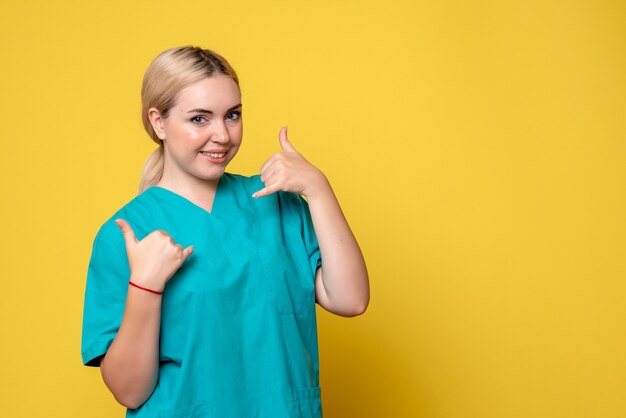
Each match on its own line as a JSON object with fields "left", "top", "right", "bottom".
{"left": 129, "top": 274, "right": 165, "bottom": 294}
{"left": 303, "top": 171, "right": 331, "bottom": 200}
{"left": 129, "top": 281, "right": 163, "bottom": 295}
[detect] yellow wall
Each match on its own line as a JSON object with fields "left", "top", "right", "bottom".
{"left": 1, "top": 0, "right": 624, "bottom": 417}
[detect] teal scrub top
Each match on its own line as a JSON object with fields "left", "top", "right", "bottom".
{"left": 81, "top": 173, "right": 323, "bottom": 418}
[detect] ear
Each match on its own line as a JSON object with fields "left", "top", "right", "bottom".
{"left": 148, "top": 107, "right": 167, "bottom": 140}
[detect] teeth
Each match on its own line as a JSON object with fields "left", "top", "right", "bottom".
{"left": 202, "top": 152, "right": 226, "bottom": 158}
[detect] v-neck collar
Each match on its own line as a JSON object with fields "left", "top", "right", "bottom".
{"left": 146, "top": 175, "right": 227, "bottom": 217}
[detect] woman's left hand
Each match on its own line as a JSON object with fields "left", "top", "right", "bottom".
{"left": 252, "top": 126, "right": 328, "bottom": 199}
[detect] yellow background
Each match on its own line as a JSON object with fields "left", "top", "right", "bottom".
{"left": 1, "top": 0, "right": 625, "bottom": 417}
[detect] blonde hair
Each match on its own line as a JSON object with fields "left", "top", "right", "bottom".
{"left": 138, "top": 46, "right": 239, "bottom": 193}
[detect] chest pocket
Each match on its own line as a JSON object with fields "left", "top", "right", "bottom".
{"left": 259, "top": 244, "right": 316, "bottom": 315}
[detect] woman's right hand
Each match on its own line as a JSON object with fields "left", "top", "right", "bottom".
{"left": 114, "top": 218, "right": 194, "bottom": 293}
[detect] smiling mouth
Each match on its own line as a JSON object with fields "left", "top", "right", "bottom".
{"left": 200, "top": 151, "right": 227, "bottom": 158}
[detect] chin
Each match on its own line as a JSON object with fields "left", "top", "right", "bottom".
{"left": 198, "top": 167, "right": 227, "bottom": 182}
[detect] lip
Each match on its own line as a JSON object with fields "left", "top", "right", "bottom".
{"left": 200, "top": 149, "right": 230, "bottom": 153}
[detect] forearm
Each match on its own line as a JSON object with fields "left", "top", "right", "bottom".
{"left": 307, "top": 178, "right": 369, "bottom": 316}
{"left": 100, "top": 283, "right": 162, "bottom": 409}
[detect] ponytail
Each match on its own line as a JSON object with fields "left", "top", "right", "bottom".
{"left": 138, "top": 144, "right": 164, "bottom": 194}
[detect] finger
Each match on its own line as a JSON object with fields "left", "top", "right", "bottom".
{"left": 252, "top": 184, "right": 279, "bottom": 199}
{"left": 115, "top": 218, "right": 138, "bottom": 246}
{"left": 259, "top": 154, "right": 277, "bottom": 174}
{"left": 262, "top": 170, "right": 281, "bottom": 187}
{"left": 279, "top": 126, "right": 297, "bottom": 153}
{"left": 260, "top": 164, "right": 280, "bottom": 184}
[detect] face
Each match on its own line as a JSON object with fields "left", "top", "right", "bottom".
{"left": 149, "top": 75, "right": 243, "bottom": 187}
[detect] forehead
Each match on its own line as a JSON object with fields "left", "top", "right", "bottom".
{"left": 174, "top": 75, "right": 241, "bottom": 109}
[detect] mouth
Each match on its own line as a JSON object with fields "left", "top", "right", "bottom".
{"left": 199, "top": 150, "right": 228, "bottom": 163}
{"left": 200, "top": 151, "right": 227, "bottom": 158}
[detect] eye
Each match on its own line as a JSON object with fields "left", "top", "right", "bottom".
{"left": 226, "top": 111, "right": 241, "bottom": 121}
{"left": 191, "top": 115, "right": 207, "bottom": 124}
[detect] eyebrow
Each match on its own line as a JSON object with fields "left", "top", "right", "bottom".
{"left": 186, "top": 104, "right": 242, "bottom": 114}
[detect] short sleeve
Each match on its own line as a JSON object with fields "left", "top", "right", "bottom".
{"left": 277, "top": 192, "right": 322, "bottom": 278}
{"left": 81, "top": 221, "right": 130, "bottom": 366}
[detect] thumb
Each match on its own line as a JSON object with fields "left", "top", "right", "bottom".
{"left": 279, "top": 126, "right": 297, "bottom": 153}
{"left": 115, "top": 218, "right": 138, "bottom": 247}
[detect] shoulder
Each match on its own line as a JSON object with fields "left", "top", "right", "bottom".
{"left": 92, "top": 189, "right": 160, "bottom": 245}
{"left": 277, "top": 189, "right": 310, "bottom": 216}
{"left": 221, "top": 172, "right": 264, "bottom": 193}
{"left": 223, "top": 172, "right": 308, "bottom": 220}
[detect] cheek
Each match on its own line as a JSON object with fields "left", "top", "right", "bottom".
{"left": 177, "top": 127, "right": 204, "bottom": 145}
{"left": 230, "top": 126, "right": 244, "bottom": 145}
{"left": 169, "top": 132, "right": 202, "bottom": 156}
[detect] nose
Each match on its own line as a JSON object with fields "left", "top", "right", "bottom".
{"left": 211, "top": 120, "right": 230, "bottom": 144}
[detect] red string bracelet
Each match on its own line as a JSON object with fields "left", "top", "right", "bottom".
{"left": 128, "top": 281, "right": 163, "bottom": 295}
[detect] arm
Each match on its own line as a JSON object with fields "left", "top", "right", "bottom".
{"left": 100, "top": 287, "right": 161, "bottom": 409}
{"left": 100, "top": 219, "right": 194, "bottom": 409}
{"left": 253, "top": 127, "right": 370, "bottom": 317}
{"left": 306, "top": 177, "right": 369, "bottom": 316}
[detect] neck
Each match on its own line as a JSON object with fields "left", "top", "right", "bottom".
{"left": 156, "top": 174, "right": 222, "bottom": 213}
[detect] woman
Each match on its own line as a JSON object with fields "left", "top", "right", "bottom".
{"left": 81, "top": 45, "right": 369, "bottom": 418}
